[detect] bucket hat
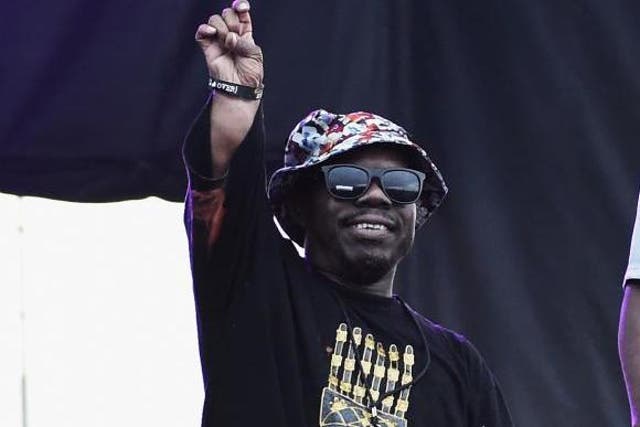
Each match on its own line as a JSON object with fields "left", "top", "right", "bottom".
{"left": 268, "top": 109, "right": 447, "bottom": 246}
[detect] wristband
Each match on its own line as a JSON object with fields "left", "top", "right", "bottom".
{"left": 208, "top": 78, "right": 264, "bottom": 100}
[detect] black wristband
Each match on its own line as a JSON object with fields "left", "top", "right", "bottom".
{"left": 208, "top": 78, "right": 264, "bottom": 100}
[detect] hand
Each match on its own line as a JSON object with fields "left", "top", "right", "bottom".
{"left": 194, "top": 1, "right": 264, "bottom": 178}
{"left": 195, "top": 0, "right": 264, "bottom": 87}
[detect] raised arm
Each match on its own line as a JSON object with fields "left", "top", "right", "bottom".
{"left": 621, "top": 282, "right": 640, "bottom": 427}
{"left": 194, "top": 0, "right": 263, "bottom": 178}
{"left": 184, "top": 1, "right": 269, "bottom": 317}
{"left": 620, "top": 193, "right": 640, "bottom": 427}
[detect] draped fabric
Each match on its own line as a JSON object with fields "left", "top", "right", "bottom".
{"left": 2, "top": 1, "right": 639, "bottom": 424}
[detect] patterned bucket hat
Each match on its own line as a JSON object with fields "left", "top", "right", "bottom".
{"left": 267, "top": 109, "right": 448, "bottom": 245}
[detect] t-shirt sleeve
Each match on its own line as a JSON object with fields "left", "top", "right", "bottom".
{"left": 470, "top": 365, "right": 513, "bottom": 426}
{"left": 182, "top": 93, "right": 271, "bottom": 315}
{"left": 462, "top": 340, "right": 514, "bottom": 426}
{"left": 624, "top": 192, "right": 640, "bottom": 286}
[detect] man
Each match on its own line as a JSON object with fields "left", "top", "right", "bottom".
{"left": 185, "top": 1, "right": 512, "bottom": 425}
{"left": 619, "top": 193, "right": 640, "bottom": 427}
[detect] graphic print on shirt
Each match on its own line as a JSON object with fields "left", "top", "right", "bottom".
{"left": 319, "top": 323, "right": 415, "bottom": 427}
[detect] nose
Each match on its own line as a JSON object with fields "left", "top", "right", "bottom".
{"left": 355, "top": 179, "right": 392, "bottom": 207}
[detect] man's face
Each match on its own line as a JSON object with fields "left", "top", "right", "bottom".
{"left": 299, "top": 145, "right": 418, "bottom": 287}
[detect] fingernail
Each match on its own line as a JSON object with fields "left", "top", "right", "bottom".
{"left": 233, "top": 1, "right": 249, "bottom": 11}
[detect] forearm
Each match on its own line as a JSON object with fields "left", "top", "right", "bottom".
{"left": 209, "top": 94, "right": 261, "bottom": 178}
{"left": 186, "top": 104, "right": 265, "bottom": 247}
{"left": 619, "top": 280, "right": 640, "bottom": 426}
{"left": 196, "top": 0, "right": 263, "bottom": 179}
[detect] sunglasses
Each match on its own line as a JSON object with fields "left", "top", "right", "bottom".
{"left": 320, "top": 164, "right": 426, "bottom": 204}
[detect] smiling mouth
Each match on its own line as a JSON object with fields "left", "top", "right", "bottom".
{"left": 353, "top": 223, "right": 389, "bottom": 231}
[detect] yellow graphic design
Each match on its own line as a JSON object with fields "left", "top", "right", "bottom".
{"left": 319, "top": 323, "right": 415, "bottom": 427}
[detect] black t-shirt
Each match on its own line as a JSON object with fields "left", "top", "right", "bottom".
{"left": 183, "top": 98, "right": 513, "bottom": 426}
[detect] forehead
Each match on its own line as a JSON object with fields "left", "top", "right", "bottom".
{"left": 326, "top": 144, "right": 412, "bottom": 169}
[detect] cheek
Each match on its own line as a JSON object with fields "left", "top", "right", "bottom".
{"left": 400, "top": 205, "right": 418, "bottom": 243}
{"left": 409, "top": 204, "right": 417, "bottom": 221}
{"left": 300, "top": 189, "right": 336, "bottom": 237}
{"left": 404, "top": 204, "right": 417, "bottom": 229}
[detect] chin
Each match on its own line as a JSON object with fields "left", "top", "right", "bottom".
{"left": 342, "top": 252, "right": 395, "bottom": 285}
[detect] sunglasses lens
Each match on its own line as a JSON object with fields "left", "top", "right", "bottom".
{"left": 327, "top": 166, "right": 369, "bottom": 199}
{"left": 382, "top": 170, "right": 421, "bottom": 203}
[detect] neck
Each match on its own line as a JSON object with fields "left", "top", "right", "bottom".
{"left": 307, "top": 259, "right": 397, "bottom": 298}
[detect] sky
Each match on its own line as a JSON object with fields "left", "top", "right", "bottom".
{"left": 0, "top": 194, "right": 202, "bottom": 427}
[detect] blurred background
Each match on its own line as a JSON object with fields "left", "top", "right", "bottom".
{"left": 1, "top": 0, "right": 640, "bottom": 425}
{"left": 0, "top": 195, "right": 202, "bottom": 426}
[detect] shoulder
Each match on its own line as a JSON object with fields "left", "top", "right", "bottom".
{"left": 403, "top": 304, "right": 513, "bottom": 424}
{"left": 405, "top": 305, "right": 474, "bottom": 354}
{"left": 405, "top": 305, "right": 496, "bottom": 382}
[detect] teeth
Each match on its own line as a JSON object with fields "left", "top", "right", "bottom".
{"left": 355, "top": 223, "right": 387, "bottom": 231}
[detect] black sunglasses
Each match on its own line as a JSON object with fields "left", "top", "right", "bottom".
{"left": 320, "top": 164, "right": 426, "bottom": 204}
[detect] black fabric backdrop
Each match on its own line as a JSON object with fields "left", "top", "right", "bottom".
{"left": 2, "top": 0, "right": 639, "bottom": 424}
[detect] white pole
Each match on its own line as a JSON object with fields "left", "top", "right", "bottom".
{"left": 18, "top": 196, "right": 28, "bottom": 427}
